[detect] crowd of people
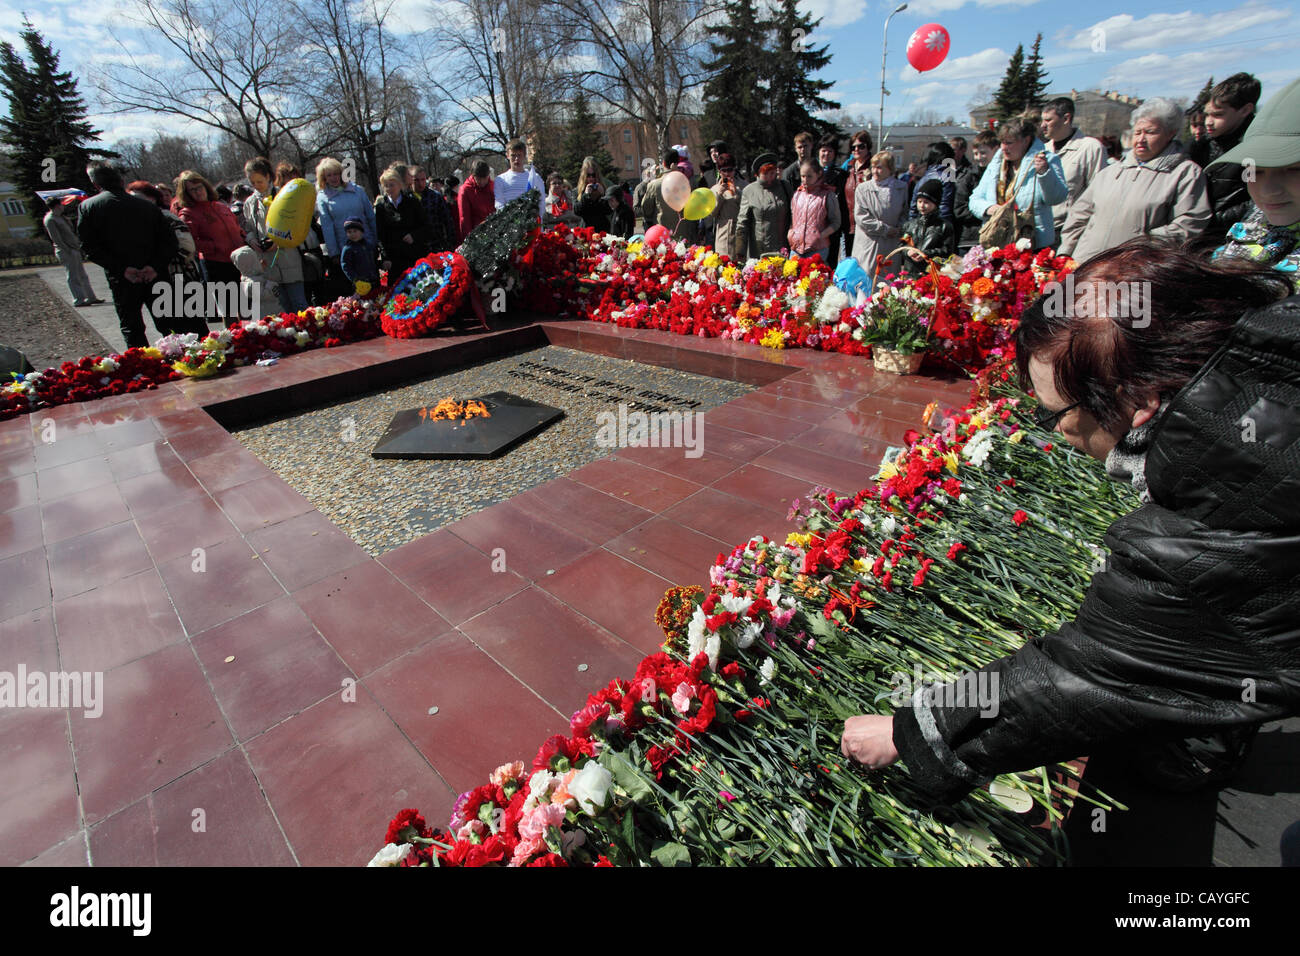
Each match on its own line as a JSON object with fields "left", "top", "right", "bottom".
{"left": 40, "top": 71, "right": 1300, "bottom": 360}
{"left": 45, "top": 135, "right": 646, "bottom": 348}
{"left": 632, "top": 73, "right": 1285, "bottom": 294}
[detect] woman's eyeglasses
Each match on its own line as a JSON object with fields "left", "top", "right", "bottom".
{"left": 1029, "top": 400, "right": 1082, "bottom": 431}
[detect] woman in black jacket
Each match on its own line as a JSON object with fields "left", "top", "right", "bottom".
{"left": 374, "top": 168, "right": 429, "bottom": 281}
{"left": 842, "top": 239, "right": 1300, "bottom": 810}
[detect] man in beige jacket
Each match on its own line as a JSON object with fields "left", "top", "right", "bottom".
{"left": 1041, "top": 97, "right": 1109, "bottom": 247}
{"left": 1058, "top": 98, "right": 1212, "bottom": 265}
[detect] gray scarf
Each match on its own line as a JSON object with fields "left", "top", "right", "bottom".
{"left": 1103, "top": 402, "right": 1170, "bottom": 503}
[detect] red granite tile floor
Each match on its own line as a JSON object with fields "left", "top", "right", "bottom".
{"left": 0, "top": 315, "right": 951, "bottom": 865}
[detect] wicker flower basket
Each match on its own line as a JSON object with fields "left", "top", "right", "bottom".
{"left": 872, "top": 347, "right": 925, "bottom": 375}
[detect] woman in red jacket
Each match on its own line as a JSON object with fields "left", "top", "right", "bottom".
{"left": 174, "top": 169, "right": 245, "bottom": 321}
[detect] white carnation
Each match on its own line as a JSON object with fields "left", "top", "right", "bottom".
{"left": 567, "top": 761, "right": 613, "bottom": 815}
{"left": 366, "top": 843, "right": 412, "bottom": 867}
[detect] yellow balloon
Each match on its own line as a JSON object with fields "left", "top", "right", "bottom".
{"left": 682, "top": 187, "right": 717, "bottom": 221}
{"left": 266, "top": 178, "right": 317, "bottom": 248}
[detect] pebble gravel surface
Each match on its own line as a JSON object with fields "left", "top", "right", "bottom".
{"left": 232, "top": 345, "right": 753, "bottom": 555}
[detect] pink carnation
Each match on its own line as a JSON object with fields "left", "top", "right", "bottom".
{"left": 518, "top": 803, "right": 566, "bottom": 843}
{"left": 489, "top": 761, "right": 525, "bottom": 787}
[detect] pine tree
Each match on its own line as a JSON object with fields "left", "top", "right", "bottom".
{"left": 763, "top": 0, "right": 840, "bottom": 162}
{"left": 701, "top": 0, "right": 768, "bottom": 168}
{"left": 1192, "top": 76, "right": 1215, "bottom": 109}
{"left": 992, "top": 45, "right": 1026, "bottom": 121}
{"left": 0, "top": 19, "right": 112, "bottom": 225}
{"left": 1021, "top": 34, "right": 1050, "bottom": 113}
{"left": 558, "top": 92, "right": 619, "bottom": 188}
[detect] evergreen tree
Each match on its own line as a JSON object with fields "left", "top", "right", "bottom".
{"left": 700, "top": 0, "right": 768, "bottom": 168}
{"left": 763, "top": 0, "right": 840, "bottom": 162}
{"left": 1187, "top": 76, "right": 1215, "bottom": 139}
{"left": 1021, "top": 34, "right": 1050, "bottom": 112}
{"left": 558, "top": 92, "right": 619, "bottom": 187}
{"left": 0, "top": 19, "right": 112, "bottom": 225}
{"left": 992, "top": 45, "right": 1026, "bottom": 121}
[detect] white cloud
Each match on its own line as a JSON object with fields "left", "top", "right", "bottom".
{"left": 902, "top": 0, "right": 1039, "bottom": 15}
{"left": 386, "top": 0, "right": 433, "bottom": 35}
{"left": 801, "top": 0, "right": 868, "bottom": 29}
{"left": 900, "top": 45, "right": 1007, "bottom": 82}
{"left": 88, "top": 51, "right": 166, "bottom": 69}
{"left": 1059, "top": 4, "right": 1289, "bottom": 52}
{"left": 1100, "top": 48, "right": 1275, "bottom": 98}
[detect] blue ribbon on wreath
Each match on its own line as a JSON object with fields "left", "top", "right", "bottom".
{"left": 385, "top": 254, "right": 455, "bottom": 324}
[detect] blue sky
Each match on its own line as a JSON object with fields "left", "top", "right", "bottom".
{"left": 1, "top": 0, "right": 1293, "bottom": 149}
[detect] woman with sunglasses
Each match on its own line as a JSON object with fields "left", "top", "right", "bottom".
{"left": 842, "top": 130, "right": 874, "bottom": 260}
{"left": 841, "top": 239, "right": 1300, "bottom": 855}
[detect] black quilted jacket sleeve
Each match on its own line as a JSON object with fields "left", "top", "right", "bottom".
{"left": 893, "top": 507, "right": 1298, "bottom": 803}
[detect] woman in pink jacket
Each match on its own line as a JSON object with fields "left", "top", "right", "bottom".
{"left": 787, "top": 161, "right": 841, "bottom": 262}
{"left": 174, "top": 170, "right": 245, "bottom": 317}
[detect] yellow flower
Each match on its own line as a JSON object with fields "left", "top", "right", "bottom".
{"left": 1008, "top": 429, "right": 1026, "bottom": 444}
{"left": 703, "top": 253, "right": 720, "bottom": 269}
{"left": 721, "top": 265, "right": 739, "bottom": 284}
{"left": 852, "top": 558, "right": 871, "bottom": 575}
{"left": 786, "top": 532, "right": 811, "bottom": 548}
{"left": 760, "top": 328, "right": 786, "bottom": 350}
{"left": 878, "top": 457, "right": 901, "bottom": 480}
{"left": 942, "top": 451, "right": 959, "bottom": 474}
{"left": 139, "top": 347, "right": 163, "bottom": 360}
{"left": 782, "top": 258, "right": 799, "bottom": 278}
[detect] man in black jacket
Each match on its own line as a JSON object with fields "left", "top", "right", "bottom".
{"left": 77, "top": 163, "right": 182, "bottom": 349}
{"left": 841, "top": 241, "right": 1300, "bottom": 819}
{"left": 1203, "top": 73, "right": 1261, "bottom": 242}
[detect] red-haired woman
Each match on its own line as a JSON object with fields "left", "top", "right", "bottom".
{"left": 174, "top": 169, "right": 245, "bottom": 318}
{"left": 841, "top": 239, "right": 1300, "bottom": 853}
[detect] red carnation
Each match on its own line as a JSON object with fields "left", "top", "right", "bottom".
{"left": 384, "top": 808, "right": 432, "bottom": 845}
{"left": 1012, "top": 510, "right": 1029, "bottom": 527}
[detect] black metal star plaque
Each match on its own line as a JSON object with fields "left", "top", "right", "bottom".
{"left": 370, "top": 391, "right": 565, "bottom": 459}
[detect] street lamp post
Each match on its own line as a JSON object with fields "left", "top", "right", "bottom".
{"left": 879, "top": 3, "right": 909, "bottom": 149}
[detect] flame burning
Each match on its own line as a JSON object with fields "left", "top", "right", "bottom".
{"left": 419, "top": 399, "right": 492, "bottom": 423}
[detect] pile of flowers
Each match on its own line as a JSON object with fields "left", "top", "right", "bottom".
{"left": 513, "top": 230, "right": 1072, "bottom": 373}
{"left": 3, "top": 348, "right": 183, "bottom": 419}
{"left": 374, "top": 382, "right": 1136, "bottom": 867}
{"left": 380, "top": 251, "right": 473, "bottom": 338}
{"left": 1, "top": 295, "right": 385, "bottom": 420}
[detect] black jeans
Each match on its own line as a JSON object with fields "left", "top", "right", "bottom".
{"left": 108, "top": 274, "right": 208, "bottom": 349}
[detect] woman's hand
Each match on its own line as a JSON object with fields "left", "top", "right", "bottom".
{"left": 841, "top": 715, "right": 899, "bottom": 769}
{"left": 1033, "top": 153, "right": 1048, "bottom": 175}
{"left": 402, "top": 234, "right": 413, "bottom": 244}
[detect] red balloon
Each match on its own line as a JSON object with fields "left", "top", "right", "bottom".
{"left": 906, "top": 23, "right": 950, "bottom": 72}
{"left": 643, "top": 224, "right": 671, "bottom": 247}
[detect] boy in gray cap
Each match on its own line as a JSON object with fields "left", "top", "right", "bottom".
{"left": 1211, "top": 76, "right": 1300, "bottom": 284}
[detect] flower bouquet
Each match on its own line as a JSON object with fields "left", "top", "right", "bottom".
{"left": 854, "top": 283, "right": 932, "bottom": 374}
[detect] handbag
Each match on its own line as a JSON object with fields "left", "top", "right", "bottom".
{"left": 978, "top": 157, "right": 1036, "bottom": 248}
